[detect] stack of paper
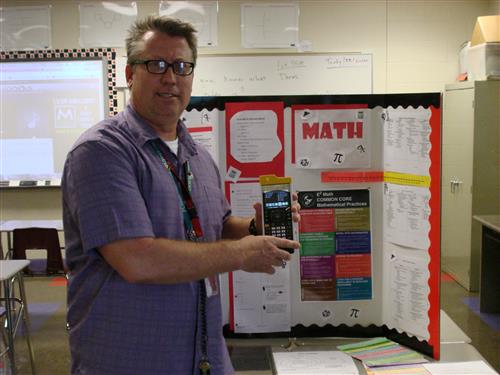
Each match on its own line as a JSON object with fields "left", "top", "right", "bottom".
{"left": 422, "top": 361, "right": 499, "bottom": 375}
{"left": 364, "top": 363, "right": 431, "bottom": 375}
{"left": 365, "top": 362, "right": 500, "bottom": 375}
{"left": 272, "top": 350, "right": 359, "bottom": 375}
{"left": 337, "top": 337, "right": 428, "bottom": 367}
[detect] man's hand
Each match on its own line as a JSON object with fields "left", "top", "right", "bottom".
{"left": 236, "top": 235, "right": 300, "bottom": 275}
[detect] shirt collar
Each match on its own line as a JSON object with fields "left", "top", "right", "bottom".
{"left": 123, "top": 104, "right": 198, "bottom": 157}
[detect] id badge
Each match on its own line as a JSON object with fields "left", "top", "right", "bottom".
{"left": 205, "top": 275, "right": 219, "bottom": 297}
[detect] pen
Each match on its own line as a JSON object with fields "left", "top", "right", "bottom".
{"left": 184, "top": 161, "right": 193, "bottom": 193}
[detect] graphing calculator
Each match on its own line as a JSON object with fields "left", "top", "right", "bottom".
{"left": 259, "top": 175, "right": 297, "bottom": 253}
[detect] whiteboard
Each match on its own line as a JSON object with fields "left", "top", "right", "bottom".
{"left": 192, "top": 53, "right": 372, "bottom": 96}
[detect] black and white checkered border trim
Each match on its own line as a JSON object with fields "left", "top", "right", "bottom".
{"left": 1, "top": 48, "right": 118, "bottom": 116}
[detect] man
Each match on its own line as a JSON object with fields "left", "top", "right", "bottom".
{"left": 62, "top": 16, "right": 300, "bottom": 375}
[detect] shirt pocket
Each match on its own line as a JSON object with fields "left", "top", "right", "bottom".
{"left": 197, "top": 185, "right": 225, "bottom": 240}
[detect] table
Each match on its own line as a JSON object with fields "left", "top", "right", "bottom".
{"left": 228, "top": 310, "right": 481, "bottom": 374}
{"left": 473, "top": 215, "right": 500, "bottom": 313}
{"left": 0, "top": 220, "right": 63, "bottom": 258}
{"left": 228, "top": 339, "right": 496, "bottom": 374}
{"left": 0, "top": 260, "right": 36, "bottom": 374}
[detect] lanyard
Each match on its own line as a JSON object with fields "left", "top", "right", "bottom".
{"left": 151, "top": 140, "right": 211, "bottom": 375}
{"left": 151, "top": 140, "right": 202, "bottom": 240}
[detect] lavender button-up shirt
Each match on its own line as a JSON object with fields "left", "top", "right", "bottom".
{"left": 62, "top": 105, "right": 234, "bottom": 374}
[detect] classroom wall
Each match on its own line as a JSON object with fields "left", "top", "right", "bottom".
{"left": 0, "top": 0, "right": 498, "bottom": 221}
{"left": 492, "top": 0, "right": 500, "bottom": 13}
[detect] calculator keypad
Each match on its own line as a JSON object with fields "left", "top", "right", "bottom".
{"left": 269, "top": 224, "right": 293, "bottom": 239}
{"left": 264, "top": 210, "right": 293, "bottom": 240}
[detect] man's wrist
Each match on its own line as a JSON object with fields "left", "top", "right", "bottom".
{"left": 248, "top": 217, "right": 258, "bottom": 235}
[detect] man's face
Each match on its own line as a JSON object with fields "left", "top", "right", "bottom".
{"left": 126, "top": 31, "right": 194, "bottom": 134}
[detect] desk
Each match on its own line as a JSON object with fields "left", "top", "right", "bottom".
{"left": 229, "top": 339, "right": 495, "bottom": 374}
{"left": 473, "top": 215, "right": 500, "bottom": 313}
{"left": 229, "top": 311, "right": 481, "bottom": 374}
{"left": 0, "top": 260, "right": 36, "bottom": 374}
{"left": 0, "top": 220, "right": 63, "bottom": 258}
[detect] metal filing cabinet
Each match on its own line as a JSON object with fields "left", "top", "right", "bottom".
{"left": 441, "top": 80, "right": 500, "bottom": 291}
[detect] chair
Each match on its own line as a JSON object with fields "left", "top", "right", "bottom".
{"left": 12, "top": 227, "right": 66, "bottom": 276}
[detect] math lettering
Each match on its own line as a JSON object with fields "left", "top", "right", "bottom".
{"left": 302, "top": 121, "right": 363, "bottom": 139}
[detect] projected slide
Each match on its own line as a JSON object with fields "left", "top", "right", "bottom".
{"left": 1, "top": 59, "right": 106, "bottom": 181}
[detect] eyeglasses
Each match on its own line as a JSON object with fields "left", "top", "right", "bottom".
{"left": 132, "top": 59, "right": 195, "bottom": 76}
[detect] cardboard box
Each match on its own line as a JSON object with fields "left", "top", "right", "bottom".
{"left": 470, "top": 15, "right": 500, "bottom": 46}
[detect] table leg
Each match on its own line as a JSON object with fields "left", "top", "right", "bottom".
{"left": 16, "top": 273, "right": 36, "bottom": 374}
{"left": 3, "top": 278, "right": 16, "bottom": 375}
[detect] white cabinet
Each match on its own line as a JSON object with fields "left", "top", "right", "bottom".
{"left": 442, "top": 81, "right": 500, "bottom": 291}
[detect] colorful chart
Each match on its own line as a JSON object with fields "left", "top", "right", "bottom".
{"left": 298, "top": 189, "right": 372, "bottom": 301}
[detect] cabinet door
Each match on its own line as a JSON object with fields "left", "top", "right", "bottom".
{"left": 441, "top": 87, "right": 475, "bottom": 290}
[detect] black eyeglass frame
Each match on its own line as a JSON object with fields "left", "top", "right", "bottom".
{"left": 132, "top": 59, "right": 195, "bottom": 76}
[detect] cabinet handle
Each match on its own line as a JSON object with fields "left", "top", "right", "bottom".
{"left": 450, "top": 179, "right": 463, "bottom": 193}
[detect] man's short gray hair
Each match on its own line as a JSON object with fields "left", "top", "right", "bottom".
{"left": 126, "top": 16, "right": 198, "bottom": 65}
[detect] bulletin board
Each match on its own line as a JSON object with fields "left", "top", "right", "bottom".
{"left": 185, "top": 93, "right": 441, "bottom": 359}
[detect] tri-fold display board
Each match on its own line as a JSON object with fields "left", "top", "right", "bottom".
{"left": 185, "top": 93, "right": 441, "bottom": 359}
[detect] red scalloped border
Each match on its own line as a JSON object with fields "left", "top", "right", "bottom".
{"left": 427, "top": 104, "right": 442, "bottom": 359}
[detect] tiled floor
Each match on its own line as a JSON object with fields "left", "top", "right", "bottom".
{"left": 440, "top": 273, "right": 500, "bottom": 373}
{"left": 5, "top": 274, "right": 500, "bottom": 374}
